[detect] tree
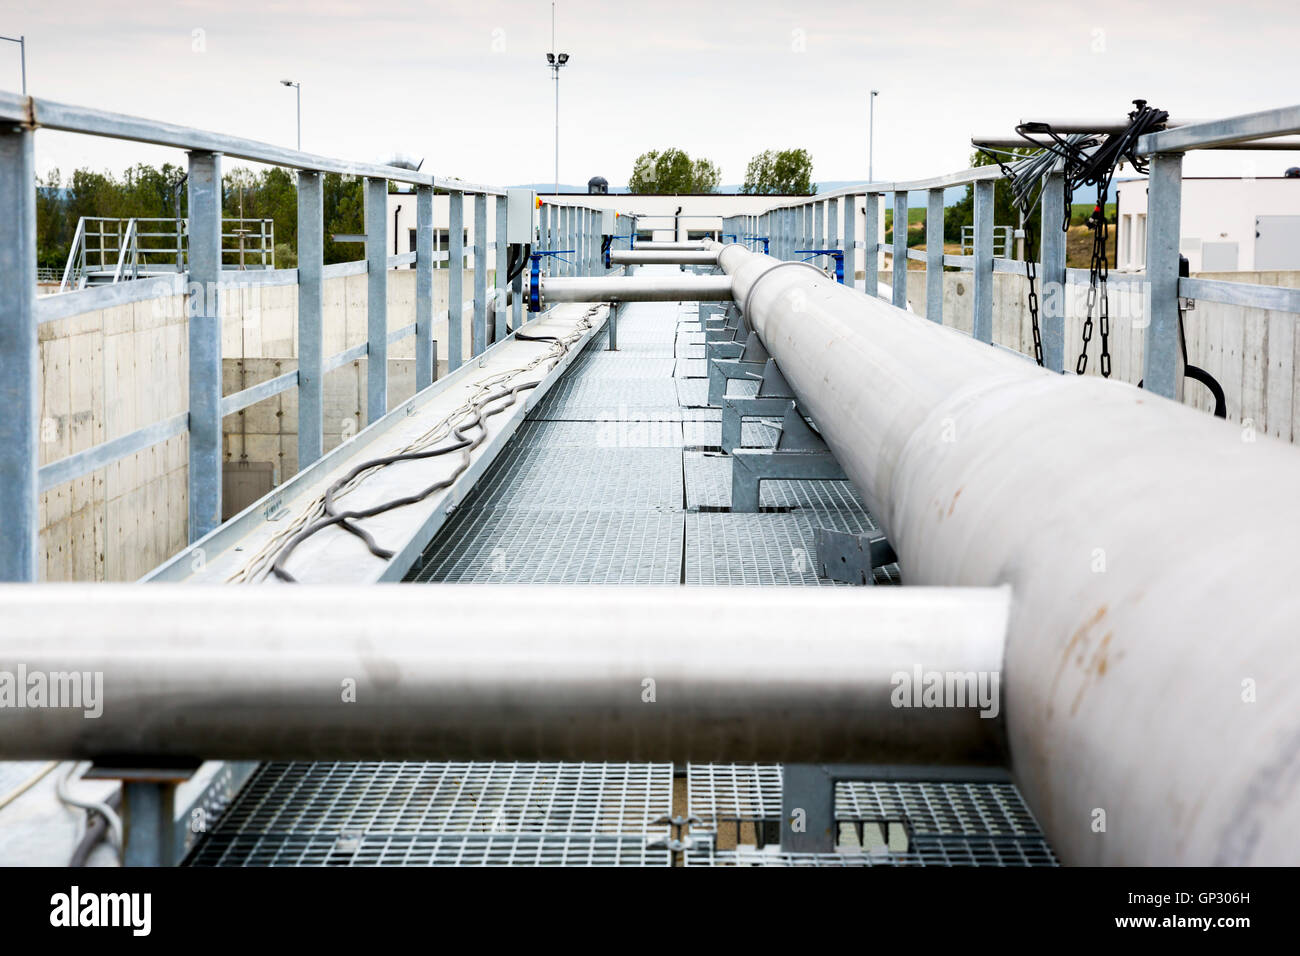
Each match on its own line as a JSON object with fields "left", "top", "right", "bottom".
{"left": 742, "top": 148, "right": 815, "bottom": 195}
{"left": 627, "top": 148, "right": 720, "bottom": 194}
{"left": 943, "top": 148, "right": 1039, "bottom": 244}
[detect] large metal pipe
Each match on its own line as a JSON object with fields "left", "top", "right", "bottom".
{"left": 540, "top": 274, "right": 731, "bottom": 304}
{"left": 0, "top": 584, "right": 1008, "bottom": 765}
{"left": 716, "top": 241, "right": 1300, "bottom": 866}
{"left": 609, "top": 249, "right": 719, "bottom": 266}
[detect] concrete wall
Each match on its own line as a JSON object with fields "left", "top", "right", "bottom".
{"left": 881, "top": 268, "right": 1300, "bottom": 440}
{"left": 37, "top": 267, "right": 482, "bottom": 581}
{"left": 37, "top": 293, "right": 189, "bottom": 583}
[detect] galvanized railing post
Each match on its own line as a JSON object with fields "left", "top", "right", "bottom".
{"left": 826, "top": 198, "right": 839, "bottom": 282}
{"left": 865, "top": 192, "right": 880, "bottom": 296}
{"left": 0, "top": 122, "right": 37, "bottom": 580}
{"left": 187, "top": 150, "right": 222, "bottom": 541}
{"left": 448, "top": 191, "right": 464, "bottom": 371}
{"left": 1039, "top": 167, "right": 1067, "bottom": 373}
{"left": 415, "top": 184, "right": 434, "bottom": 386}
{"left": 842, "top": 194, "right": 855, "bottom": 289}
{"left": 972, "top": 179, "right": 994, "bottom": 343}
{"left": 926, "top": 187, "right": 944, "bottom": 323}
{"left": 892, "top": 190, "right": 909, "bottom": 309}
{"left": 814, "top": 201, "right": 824, "bottom": 256}
{"left": 472, "top": 193, "right": 487, "bottom": 356}
{"left": 297, "top": 170, "right": 324, "bottom": 467}
{"left": 494, "top": 194, "right": 508, "bottom": 343}
{"left": 364, "top": 176, "right": 388, "bottom": 423}
{"left": 1143, "top": 152, "right": 1184, "bottom": 399}
{"left": 585, "top": 206, "right": 592, "bottom": 275}
{"left": 561, "top": 206, "right": 571, "bottom": 276}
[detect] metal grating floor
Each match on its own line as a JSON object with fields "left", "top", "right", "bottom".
{"left": 192, "top": 291, "right": 1043, "bottom": 866}
{"left": 187, "top": 761, "right": 675, "bottom": 867}
{"left": 685, "top": 764, "right": 1056, "bottom": 867}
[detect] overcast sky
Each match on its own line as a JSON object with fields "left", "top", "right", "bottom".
{"left": 3, "top": 0, "right": 1298, "bottom": 187}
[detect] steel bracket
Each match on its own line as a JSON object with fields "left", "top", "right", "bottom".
{"left": 814, "top": 526, "right": 898, "bottom": 586}
{"left": 708, "top": 357, "right": 765, "bottom": 407}
{"left": 721, "top": 397, "right": 795, "bottom": 454}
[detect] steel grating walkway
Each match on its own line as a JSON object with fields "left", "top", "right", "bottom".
{"left": 190, "top": 290, "right": 1051, "bottom": 866}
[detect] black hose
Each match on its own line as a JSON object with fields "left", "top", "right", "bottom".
{"left": 1185, "top": 365, "right": 1228, "bottom": 418}
{"left": 69, "top": 787, "right": 121, "bottom": 867}
{"left": 271, "top": 380, "right": 542, "bottom": 582}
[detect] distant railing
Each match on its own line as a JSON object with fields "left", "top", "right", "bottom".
{"left": 0, "top": 91, "right": 611, "bottom": 581}
{"left": 58, "top": 215, "right": 277, "bottom": 291}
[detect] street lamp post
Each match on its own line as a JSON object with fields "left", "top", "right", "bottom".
{"left": 280, "top": 79, "right": 301, "bottom": 150}
{"left": 869, "top": 89, "right": 878, "bottom": 182}
{"left": 546, "top": 3, "right": 569, "bottom": 195}
{"left": 0, "top": 35, "right": 26, "bottom": 95}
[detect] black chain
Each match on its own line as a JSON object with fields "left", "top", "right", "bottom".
{"left": 1024, "top": 220, "right": 1044, "bottom": 367}
{"left": 1075, "top": 194, "right": 1112, "bottom": 377}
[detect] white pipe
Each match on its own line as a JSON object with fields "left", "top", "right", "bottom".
{"left": 609, "top": 250, "right": 719, "bottom": 265}
{"left": 0, "top": 584, "right": 1009, "bottom": 764}
{"left": 540, "top": 274, "right": 731, "bottom": 303}
{"left": 634, "top": 241, "right": 708, "bottom": 251}
{"left": 717, "top": 242, "right": 1300, "bottom": 866}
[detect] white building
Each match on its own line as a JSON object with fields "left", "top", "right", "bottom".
{"left": 1115, "top": 175, "right": 1300, "bottom": 272}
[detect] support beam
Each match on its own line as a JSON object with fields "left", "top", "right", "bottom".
{"left": 842, "top": 194, "right": 856, "bottom": 290}
{"left": 296, "top": 171, "right": 324, "bottom": 467}
{"left": 926, "top": 188, "right": 944, "bottom": 323}
{"left": 1143, "top": 153, "right": 1184, "bottom": 399}
{"left": 447, "top": 191, "right": 464, "bottom": 371}
{"left": 494, "top": 195, "right": 508, "bottom": 343}
{"left": 415, "top": 185, "right": 434, "bottom": 388}
{"left": 0, "top": 123, "right": 36, "bottom": 580}
{"left": 864, "top": 193, "right": 880, "bottom": 297}
{"left": 1039, "top": 168, "right": 1067, "bottom": 372}
{"left": 972, "top": 179, "right": 994, "bottom": 344}
{"left": 364, "top": 176, "right": 388, "bottom": 423}
{"left": 892, "top": 191, "right": 908, "bottom": 309}
{"left": 186, "top": 150, "right": 222, "bottom": 541}
{"left": 473, "top": 193, "right": 487, "bottom": 356}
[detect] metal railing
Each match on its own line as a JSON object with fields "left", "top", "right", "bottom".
{"left": 722, "top": 104, "right": 1300, "bottom": 397}
{"left": 58, "top": 216, "right": 277, "bottom": 291}
{"left": 0, "top": 91, "right": 610, "bottom": 581}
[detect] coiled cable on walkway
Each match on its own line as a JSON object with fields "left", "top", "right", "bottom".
{"left": 227, "top": 308, "right": 596, "bottom": 583}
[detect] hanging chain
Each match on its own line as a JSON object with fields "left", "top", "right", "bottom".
{"left": 1076, "top": 194, "right": 1112, "bottom": 377}
{"left": 1025, "top": 220, "right": 1044, "bottom": 367}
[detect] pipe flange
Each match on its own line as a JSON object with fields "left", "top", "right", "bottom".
{"left": 740, "top": 260, "right": 827, "bottom": 320}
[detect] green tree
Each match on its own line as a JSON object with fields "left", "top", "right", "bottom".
{"left": 627, "top": 148, "right": 720, "bottom": 194}
{"left": 742, "top": 148, "right": 815, "bottom": 195}
{"left": 36, "top": 162, "right": 371, "bottom": 272}
{"left": 943, "top": 148, "right": 1039, "bottom": 245}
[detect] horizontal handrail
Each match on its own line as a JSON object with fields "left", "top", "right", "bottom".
{"left": 1138, "top": 104, "right": 1300, "bottom": 153}
{"left": 0, "top": 91, "right": 504, "bottom": 195}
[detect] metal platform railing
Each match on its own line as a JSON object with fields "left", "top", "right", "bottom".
{"left": 0, "top": 91, "right": 613, "bottom": 581}
{"left": 720, "top": 104, "right": 1300, "bottom": 401}
{"left": 58, "top": 215, "right": 277, "bottom": 291}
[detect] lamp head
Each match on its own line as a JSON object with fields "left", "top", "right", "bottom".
{"left": 546, "top": 53, "right": 555, "bottom": 64}
{"left": 557, "top": 53, "right": 569, "bottom": 65}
